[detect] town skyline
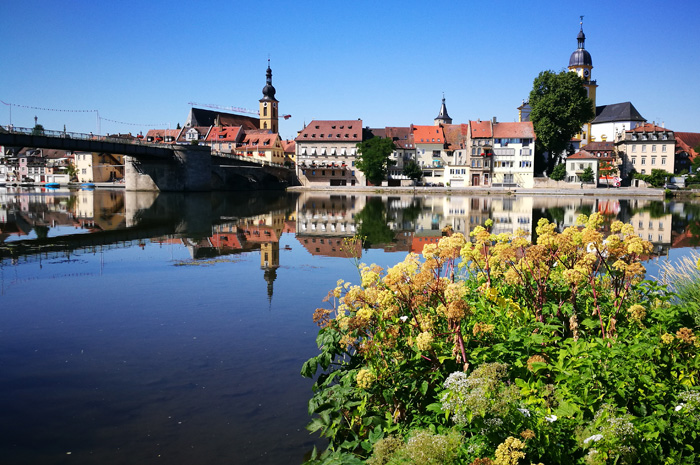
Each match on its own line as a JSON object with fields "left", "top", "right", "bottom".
{"left": 2, "top": 0, "right": 699, "bottom": 139}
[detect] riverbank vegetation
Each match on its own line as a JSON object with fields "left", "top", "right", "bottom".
{"left": 302, "top": 214, "right": 700, "bottom": 464}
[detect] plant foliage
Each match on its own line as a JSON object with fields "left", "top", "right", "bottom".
{"left": 302, "top": 214, "right": 700, "bottom": 464}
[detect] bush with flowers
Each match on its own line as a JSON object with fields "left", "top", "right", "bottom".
{"left": 302, "top": 214, "right": 700, "bottom": 464}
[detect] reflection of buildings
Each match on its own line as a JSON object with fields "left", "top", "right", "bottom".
{"left": 174, "top": 210, "right": 288, "bottom": 301}
{"left": 295, "top": 194, "right": 363, "bottom": 257}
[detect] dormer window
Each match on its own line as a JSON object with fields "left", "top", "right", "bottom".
{"left": 315, "top": 126, "right": 320, "bottom": 129}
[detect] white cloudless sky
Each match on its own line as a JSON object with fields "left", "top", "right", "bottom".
{"left": 2, "top": 0, "right": 699, "bottom": 140}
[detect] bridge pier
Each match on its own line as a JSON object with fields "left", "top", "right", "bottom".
{"left": 125, "top": 146, "right": 212, "bottom": 191}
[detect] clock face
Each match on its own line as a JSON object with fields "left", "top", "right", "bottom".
{"left": 583, "top": 69, "right": 590, "bottom": 77}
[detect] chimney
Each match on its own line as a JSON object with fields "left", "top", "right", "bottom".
{"left": 492, "top": 116, "right": 497, "bottom": 124}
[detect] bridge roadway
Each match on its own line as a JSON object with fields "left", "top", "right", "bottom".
{"left": 0, "top": 126, "right": 176, "bottom": 159}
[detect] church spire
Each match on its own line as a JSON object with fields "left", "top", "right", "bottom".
{"left": 259, "top": 59, "right": 279, "bottom": 133}
{"left": 434, "top": 93, "right": 452, "bottom": 126}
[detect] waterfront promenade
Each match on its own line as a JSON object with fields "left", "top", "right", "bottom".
{"left": 288, "top": 185, "right": 671, "bottom": 197}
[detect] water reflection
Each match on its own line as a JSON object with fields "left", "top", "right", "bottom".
{"left": 0, "top": 188, "right": 699, "bottom": 465}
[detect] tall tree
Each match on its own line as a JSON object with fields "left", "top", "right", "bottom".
{"left": 529, "top": 70, "right": 595, "bottom": 172}
{"left": 355, "top": 137, "right": 396, "bottom": 185}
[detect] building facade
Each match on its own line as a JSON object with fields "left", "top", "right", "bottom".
{"left": 295, "top": 120, "right": 364, "bottom": 186}
{"left": 617, "top": 123, "right": 675, "bottom": 177}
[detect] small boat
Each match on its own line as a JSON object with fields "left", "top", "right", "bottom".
{"left": 81, "top": 183, "right": 95, "bottom": 187}
{"left": 44, "top": 182, "right": 60, "bottom": 188}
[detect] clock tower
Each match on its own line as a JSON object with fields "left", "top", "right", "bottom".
{"left": 568, "top": 17, "right": 597, "bottom": 142}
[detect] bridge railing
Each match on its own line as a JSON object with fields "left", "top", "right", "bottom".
{"left": 0, "top": 126, "right": 177, "bottom": 149}
{"left": 212, "top": 150, "right": 291, "bottom": 169}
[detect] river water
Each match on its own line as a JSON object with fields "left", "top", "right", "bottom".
{"left": 1, "top": 187, "right": 698, "bottom": 465}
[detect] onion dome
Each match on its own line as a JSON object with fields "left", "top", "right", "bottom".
{"left": 569, "top": 22, "right": 592, "bottom": 67}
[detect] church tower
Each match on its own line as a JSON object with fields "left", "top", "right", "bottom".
{"left": 259, "top": 60, "right": 279, "bottom": 133}
{"left": 568, "top": 17, "right": 597, "bottom": 142}
{"left": 434, "top": 95, "right": 452, "bottom": 126}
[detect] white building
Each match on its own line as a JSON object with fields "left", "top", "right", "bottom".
{"left": 491, "top": 122, "right": 536, "bottom": 188}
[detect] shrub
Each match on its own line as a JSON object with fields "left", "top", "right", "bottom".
{"left": 302, "top": 214, "right": 700, "bottom": 464}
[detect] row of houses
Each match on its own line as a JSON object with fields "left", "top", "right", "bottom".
{"left": 293, "top": 111, "right": 538, "bottom": 187}
{"left": 144, "top": 108, "right": 294, "bottom": 167}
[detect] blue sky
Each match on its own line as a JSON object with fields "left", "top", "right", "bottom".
{"left": 2, "top": 0, "right": 699, "bottom": 140}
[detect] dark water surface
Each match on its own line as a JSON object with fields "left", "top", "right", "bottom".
{"left": 1, "top": 188, "right": 698, "bottom": 464}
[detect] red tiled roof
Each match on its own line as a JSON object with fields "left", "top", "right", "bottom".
{"left": 282, "top": 139, "right": 296, "bottom": 153}
{"left": 627, "top": 123, "right": 672, "bottom": 133}
{"left": 493, "top": 122, "right": 535, "bottom": 139}
{"left": 296, "top": 120, "right": 363, "bottom": 142}
{"left": 240, "top": 132, "right": 279, "bottom": 147}
{"left": 470, "top": 120, "right": 492, "bottom": 138}
{"left": 443, "top": 124, "right": 469, "bottom": 150}
{"left": 675, "top": 132, "right": 700, "bottom": 160}
{"left": 412, "top": 125, "right": 445, "bottom": 144}
{"left": 146, "top": 129, "right": 181, "bottom": 139}
{"left": 205, "top": 126, "right": 242, "bottom": 142}
{"left": 582, "top": 141, "right": 614, "bottom": 152}
{"left": 385, "top": 127, "right": 413, "bottom": 149}
{"left": 567, "top": 150, "right": 598, "bottom": 159}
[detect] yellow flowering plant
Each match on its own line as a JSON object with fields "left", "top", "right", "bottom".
{"left": 302, "top": 216, "right": 700, "bottom": 465}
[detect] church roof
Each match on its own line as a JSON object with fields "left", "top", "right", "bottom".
{"left": 186, "top": 107, "right": 259, "bottom": 130}
{"left": 569, "top": 22, "right": 593, "bottom": 67}
{"left": 592, "top": 102, "right": 646, "bottom": 124}
{"left": 435, "top": 97, "right": 452, "bottom": 123}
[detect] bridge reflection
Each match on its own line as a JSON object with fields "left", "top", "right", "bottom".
{"left": 0, "top": 189, "right": 297, "bottom": 262}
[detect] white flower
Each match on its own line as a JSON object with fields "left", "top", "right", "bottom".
{"left": 544, "top": 414, "right": 557, "bottom": 422}
{"left": 517, "top": 408, "right": 531, "bottom": 417}
{"left": 399, "top": 316, "right": 408, "bottom": 322}
{"left": 675, "top": 403, "right": 685, "bottom": 412}
{"left": 584, "top": 434, "right": 603, "bottom": 444}
{"left": 587, "top": 242, "right": 596, "bottom": 254}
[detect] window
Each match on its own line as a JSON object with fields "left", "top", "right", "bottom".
{"left": 642, "top": 145, "right": 647, "bottom": 153}
{"left": 632, "top": 157, "right": 636, "bottom": 165}
{"left": 661, "top": 157, "right": 666, "bottom": 165}
{"left": 651, "top": 157, "right": 656, "bottom": 165}
{"left": 631, "top": 145, "right": 636, "bottom": 153}
{"left": 652, "top": 145, "right": 657, "bottom": 152}
{"left": 641, "top": 158, "right": 646, "bottom": 165}
{"left": 662, "top": 145, "right": 667, "bottom": 152}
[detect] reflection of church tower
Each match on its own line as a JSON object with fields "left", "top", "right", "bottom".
{"left": 259, "top": 60, "right": 279, "bottom": 133}
{"left": 568, "top": 17, "right": 597, "bottom": 142}
{"left": 434, "top": 94, "right": 452, "bottom": 126}
{"left": 260, "top": 241, "right": 279, "bottom": 302}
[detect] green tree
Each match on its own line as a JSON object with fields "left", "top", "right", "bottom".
{"left": 402, "top": 160, "right": 423, "bottom": 184}
{"left": 355, "top": 137, "right": 396, "bottom": 185}
{"left": 529, "top": 70, "right": 595, "bottom": 172}
{"left": 65, "top": 162, "right": 78, "bottom": 182}
{"left": 355, "top": 197, "right": 395, "bottom": 247}
{"left": 31, "top": 124, "right": 45, "bottom": 136}
{"left": 579, "top": 166, "right": 594, "bottom": 183}
{"left": 550, "top": 163, "right": 567, "bottom": 181}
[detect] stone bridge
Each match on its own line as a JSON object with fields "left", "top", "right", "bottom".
{"left": 0, "top": 126, "right": 297, "bottom": 191}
